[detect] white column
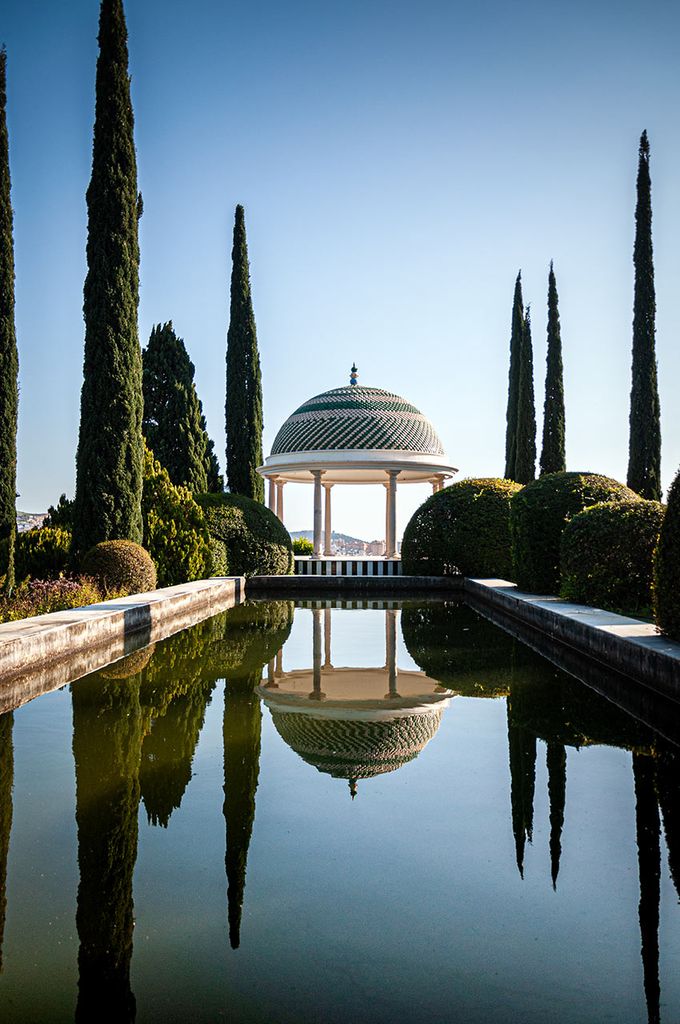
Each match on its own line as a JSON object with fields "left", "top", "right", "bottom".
{"left": 324, "top": 605, "right": 332, "bottom": 668}
{"left": 385, "top": 471, "right": 398, "bottom": 558}
{"left": 268, "top": 477, "right": 277, "bottom": 511}
{"left": 324, "top": 483, "right": 333, "bottom": 556}
{"left": 311, "top": 607, "right": 325, "bottom": 700}
{"left": 432, "top": 478, "right": 438, "bottom": 495}
{"left": 385, "top": 608, "right": 399, "bottom": 698}
{"left": 312, "top": 471, "right": 323, "bottom": 557}
{"left": 276, "top": 480, "right": 285, "bottom": 522}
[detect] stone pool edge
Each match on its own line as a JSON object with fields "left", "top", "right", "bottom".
{"left": 464, "top": 578, "right": 680, "bottom": 701}
{"left": 0, "top": 576, "right": 245, "bottom": 712}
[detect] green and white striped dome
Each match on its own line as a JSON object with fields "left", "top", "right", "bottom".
{"left": 271, "top": 385, "right": 445, "bottom": 456}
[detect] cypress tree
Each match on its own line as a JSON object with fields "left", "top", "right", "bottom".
{"left": 633, "top": 752, "right": 661, "bottom": 1024}
{"left": 0, "top": 50, "right": 19, "bottom": 592}
{"left": 225, "top": 205, "right": 264, "bottom": 502}
{"left": 514, "top": 305, "right": 537, "bottom": 485}
{"left": 0, "top": 712, "right": 13, "bottom": 973}
{"left": 223, "top": 672, "right": 262, "bottom": 950}
{"left": 540, "top": 262, "right": 566, "bottom": 476}
{"left": 628, "top": 131, "right": 661, "bottom": 501}
{"left": 142, "top": 322, "right": 218, "bottom": 493}
{"left": 546, "top": 741, "right": 566, "bottom": 889}
{"left": 504, "top": 272, "right": 524, "bottom": 480}
{"left": 73, "top": 675, "right": 142, "bottom": 1022}
{"left": 72, "top": 0, "right": 144, "bottom": 554}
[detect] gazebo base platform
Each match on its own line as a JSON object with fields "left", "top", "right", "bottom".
{"left": 294, "top": 557, "right": 402, "bottom": 577}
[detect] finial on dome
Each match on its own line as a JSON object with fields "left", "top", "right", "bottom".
{"left": 349, "top": 778, "right": 358, "bottom": 799}
{"left": 350, "top": 363, "right": 358, "bottom": 386}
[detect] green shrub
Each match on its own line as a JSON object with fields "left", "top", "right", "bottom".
{"left": 401, "top": 478, "right": 521, "bottom": 578}
{"left": 207, "top": 537, "right": 229, "bottom": 576}
{"left": 82, "top": 540, "right": 157, "bottom": 596}
{"left": 292, "top": 536, "right": 314, "bottom": 556}
{"left": 196, "top": 492, "right": 292, "bottom": 577}
{"left": 142, "top": 447, "right": 211, "bottom": 586}
{"left": 15, "top": 526, "right": 72, "bottom": 581}
{"left": 561, "top": 499, "right": 664, "bottom": 614}
{"left": 510, "top": 472, "right": 640, "bottom": 594}
{"left": 654, "top": 468, "right": 680, "bottom": 639}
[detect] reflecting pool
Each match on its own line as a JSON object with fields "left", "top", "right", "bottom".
{"left": 0, "top": 599, "right": 679, "bottom": 1023}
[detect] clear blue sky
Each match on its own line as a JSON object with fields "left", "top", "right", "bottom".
{"left": 4, "top": 0, "right": 680, "bottom": 540}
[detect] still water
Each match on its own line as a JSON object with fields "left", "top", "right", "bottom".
{"left": 0, "top": 599, "right": 679, "bottom": 1024}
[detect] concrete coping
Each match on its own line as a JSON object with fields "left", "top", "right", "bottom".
{"left": 465, "top": 578, "right": 680, "bottom": 698}
{"left": 0, "top": 576, "right": 245, "bottom": 714}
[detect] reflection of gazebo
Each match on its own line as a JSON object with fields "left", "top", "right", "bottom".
{"left": 257, "top": 367, "right": 457, "bottom": 557}
{"left": 259, "top": 608, "right": 454, "bottom": 796}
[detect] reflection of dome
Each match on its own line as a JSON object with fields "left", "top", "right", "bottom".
{"left": 271, "top": 385, "right": 445, "bottom": 457}
{"left": 269, "top": 706, "right": 446, "bottom": 782}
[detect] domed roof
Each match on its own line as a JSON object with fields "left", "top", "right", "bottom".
{"left": 269, "top": 706, "right": 445, "bottom": 784}
{"left": 270, "top": 384, "right": 445, "bottom": 457}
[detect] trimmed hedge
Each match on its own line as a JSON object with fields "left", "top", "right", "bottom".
{"left": 401, "top": 601, "right": 530, "bottom": 696}
{"left": 401, "top": 478, "right": 522, "bottom": 578}
{"left": 82, "top": 540, "right": 157, "bottom": 596}
{"left": 510, "top": 472, "right": 640, "bottom": 594}
{"left": 654, "top": 468, "right": 680, "bottom": 639}
{"left": 561, "top": 499, "right": 664, "bottom": 614}
{"left": 196, "top": 492, "right": 292, "bottom": 577}
{"left": 15, "top": 526, "right": 72, "bottom": 581}
{"left": 142, "top": 447, "right": 212, "bottom": 586}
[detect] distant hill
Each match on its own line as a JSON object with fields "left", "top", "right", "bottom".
{"left": 290, "top": 530, "right": 367, "bottom": 545}
{"left": 17, "top": 511, "right": 47, "bottom": 533}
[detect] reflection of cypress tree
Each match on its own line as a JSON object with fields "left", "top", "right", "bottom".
{"left": 72, "top": 677, "right": 143, "bottom": 1023}
{"left": 507, "top": 695, "right": 536, "bottom": 878}
{"left": 223, "top": 670, "right": 261, "bottom": 950}
{"left": 633, "top": 752, "right": 661, "bottom": 1024}
{"left": 546, "top": 742, "right": 566, "bottom": 889}
{"left": 655, "top": 746, "right": 680, "bottom": 900}
{"left": 140, "top": 679, "right": 215, "bottom": 827}
{"left": 0, "top": 712, "right": 13, "bottom": 973}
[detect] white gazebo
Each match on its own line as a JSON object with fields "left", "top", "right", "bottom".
{"left": 258, "top": 366, "right": 458, "bottom": 558}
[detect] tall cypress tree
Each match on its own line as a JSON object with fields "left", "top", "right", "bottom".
{"left": 0, "top": 712, "right": 13, "bottom": 973}
{"left": 628, "top": 131, "right": 661, "bottom": 501}
{"left": 0, "top": 50, "right": 19, "bottom": 593}
{"left": 142, "top": 322, "right": 219, "bottom": 493}
{"left": 633, "top": 752, "right": 661, "bottom": 1024}
{"left": 514, "top": 305, "right": 537, "bottom": 485}
{"left": 225, "top": 205, "right": 264, "bottom": 502}
{"left": 73, "top": 0, "right": 144, "bottom": 553}
{"left": 504, "top": 272, "right": 524, "bottom": 480}
{"left": 540, "top": 262, "right": 566, "bottom": 476}
{"left": 223, "top": 671, "right": 262, "bottom": 950}
{"left": 73, "top": 675, "right": 142, "bottom": 1022}
{"left": 546, "top": 741, "right": 566, "bottom": 889}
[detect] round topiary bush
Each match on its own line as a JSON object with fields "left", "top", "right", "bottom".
{"left": 401, "top": 478, "right": 522, "bottom": 578}
{"left": 195, "top": 492, "right": 293, "bottom": 577}
{"left": 510, "top": 472, "right": 640, "bottom": 594}
{"left": 560, "top": 499, "right": 664, "bottom": 613}
{"left": 654, "top": 468, "right": 680, "bottom": 639}
{"left": 82, "top": 540, "right": 157, "bottom": 596}
{"left": 15, "top": 526, "right": 72, "bottom": 581}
